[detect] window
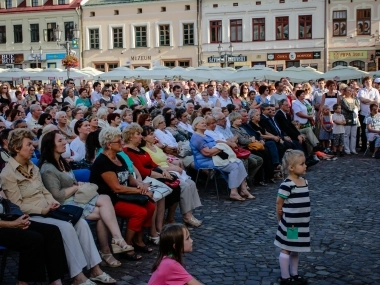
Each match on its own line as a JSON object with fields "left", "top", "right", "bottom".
{"left": 161, "top": 7, "right": 166, "bottom": 12}
{"left": 183, "top": 23, "right": 194, "bottom": 45}
{"left": 45, "top": 23, "right": 56, "bottom": 42}
{"left": 58, "top": 0, "right": 65, "bottom": 4}
{"left": 108, "top": 63, "right": 119, "bottom": 71}
{"left": 230, "top": 19, "right": 242, "bottom": 42}
{"left": 357, "top": 9, "right": 371, "bottom": 35}
{"left": 256, "top": 1, "right": 261, "bottom": 5}
{"left": 252, "top": 18, "right": 265, "bottom": 41}
{"left": 94, "top": 63, "right": 105, "bottom": 72}
{"left": 89, "top": 29, "right": 99, "bottom": 49}
{"left": 0, "top": 26, "right": 6, "bottom": 44}
{"left": 114, "top": 10, "right": 119, "bottom": 15}
{"left": 349, "top": 60, "right": 365, "bottom": 71}
{"left": 30, "top": 24, "right": 39, "bottom": 42}
{"left": 64, "top": 22, "right": 74, "bottom": 41}
{"left": 13, "top": 25, "right": 22, "bottom": 43}
{"left": 213, "top": 4, "right": 218, "bottom": 8}
{"left": 135, "top": 26, "right": 147, "bottom": 47}
{"left": 178, "top": 60, "right": 190, "bottom": 67}
{"left": 332, "top": 61, "right": 347, "bottom": 67}
{"left": 279, "top": 0, "right": 285, "bottom": 3}
{"left": 185, "top": 5, "right": 190, "bottom": 10}
{"left": 210, "top": 20, "right": 222, "bottom": 43}
{"left": 164, "top": 61, "right": 175, "bottom": 68}
{"left": 286, "top": 61, "right": 300, "bottom": 68}
{"left": 275, "top": 17, "right": 289, "bottom": 40}
{"left": 233, "top": 3, "right": 238, "bottom": 6}
{"left": 30, "top": 63, "right": 41, "bottom": 68}
{"left": 159, "top": 25, "right": 170, "bottom": 46}
{"left": 90, "top": 12, "right": 95, "bottom": 17}
{"left": 32, "top": 0, "right": 39, "bottom": 6}
{"left": 112, "top": 28, "right": 123, "bottom": 48}
{"left": 137, "top": 8, "right": 142, "bottom": 14}
{"left": 299, "top": 15, "right": 312, "bottom": 39}
{"left": 5, "top": 0, "right": 12, "bottom": 8}
{"left": 332, "top": 10, "right": 347, "bottom": 36}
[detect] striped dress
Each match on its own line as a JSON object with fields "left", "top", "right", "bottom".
{"left": 274, "top": 178, "right": 311, "bottom": 252}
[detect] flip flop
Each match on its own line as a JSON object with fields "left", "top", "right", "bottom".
{"left": 229, "top": 195, "right": 246, "bottom": 201}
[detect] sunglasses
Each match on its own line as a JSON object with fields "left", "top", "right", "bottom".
{"left": 170, "top": 117, "right": 175, "bottom": 121}
{"left": 108, "top": 107, "right": 115, "bottom": 109}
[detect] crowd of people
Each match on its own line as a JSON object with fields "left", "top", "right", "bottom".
{"left": 0, "top": 74, "right": 379, "bottom": 285}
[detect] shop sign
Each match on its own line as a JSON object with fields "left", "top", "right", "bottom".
{"left": 0, "top": 54, "right": 24, "bottom": 64}
{"left": 267, "top": 52, "right": 320, "bottom": 61}
{"left": 208, "top": 56, "right": 247, "bottom": 63}
{"left": 131, "top": 56, "right": 152, "bottom": 61}
{"left": 46, "top": 53, "right": 66, "bottom": 60}
{"left": 376, "top": 50, "right": 380, "bottom": 57}
{"left": 329, "top": 51, "right": 367, "bottom": 60}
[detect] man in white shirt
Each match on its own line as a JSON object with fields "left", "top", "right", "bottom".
{"left": 181, "top": 86, "right": 190, "bottom": 101}
{"left": 206, "top": 84, "right": 218, "bottom": 105}
{"left": 91, "top": 82, "right": 102, "bottom": 104}
{"left": 357, "top": 76, "right": 380, "bottom": 151}
{"left": 26, "top": 104, "right": 43, "bottom": 134}
{"left": 112, "top": 84, "right": 126, "bottom": 105}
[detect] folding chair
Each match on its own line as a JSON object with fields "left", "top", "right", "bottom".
{"left": 194, "top": 167, "right": 229, "bottom": 201}
{"left": 0, "top": 245, "right": 9, "bottom": 284}
{"left": 73, "top": 169, "right": 91, "bottom": 182}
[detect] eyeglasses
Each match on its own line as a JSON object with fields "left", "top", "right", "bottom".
{"left": 107, "top": 90, "right": 113, "bottom": 92}
{"left": 69, "top": 82, "right": 74, "bottom": 84}
{"left": 265, "top": 89, "right": 269, "bottom": 91}
{"left": 170, "top": 117, "right": 175, "bottom": 121}
{"left": 47, "top": 117, "right": 52, "bottom": 120}
{"left": 108, "top": 107, "right": 115, "bottom": 109}
{"left": 158, "top": 121, "right": 165, "bottom": 124}
{"left": 110, "top": 139, "right": 122, "bottom": 144}
{"left": 145, "top": 119, "right": 151, "bottom": 122}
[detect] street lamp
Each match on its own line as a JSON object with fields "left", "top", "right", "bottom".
{"left": 54, "top": 24, "right": 80, "bottom": 55}
{"left": 30, "top": 46, "right": 42, "bottom": 68}
{"left": 217, "top": 43, "right": 234, "bottom": 67}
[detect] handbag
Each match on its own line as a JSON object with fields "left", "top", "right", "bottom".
{"left": 143, "top": 176, "right": 173, "bottom": 202}
{"left": 117, "top": 194, "right": 149, "bottom": 205}
{"left": 177, "top": 141, "right": 192, "bottom": 158}
{"left": 163, "top": 173, "right": 180, "bottom": 189}
{"left": 247, "top": 141, "right": 265, "bottom": 151}
{"left": 46, "top": 205, "right": 83, "bottom": 225}
{"left": 233, "top": 147, "right": 250, "bottom": 159}
{"left": 74, "top": 183, "right": 99, "bottom": 204}
{"left": 0, "top": 196, "right": 22, "bottom": 221}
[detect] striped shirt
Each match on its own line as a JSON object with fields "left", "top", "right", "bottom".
{"left": 274, "top": 178, "right": 311, "bottom": 252}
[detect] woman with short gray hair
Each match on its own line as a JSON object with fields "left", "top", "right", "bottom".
{"left": 56, "top": 111, "right": 76, "bottom": 143}
{"left": 97, "top": 107, "right": 109, "bottom": 129}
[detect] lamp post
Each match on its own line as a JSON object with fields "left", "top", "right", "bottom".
{"left": 30, "top": 46, "right": 42, "bottom": 68}
{"left": 217, "top": 43, "right": 234, "bottom": 68}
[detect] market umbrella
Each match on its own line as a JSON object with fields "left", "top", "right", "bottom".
{"left": 96, "top": 66, "right": 136, "bottom": 81}
{"left": 0, "top": 68, "right": 34, "bottom": 80}
{"left": 181, "top": 66, "right": 232, "bottom": 81}
{"left": 277, "top": 66, "right": 323, "bottom": 82}
{"left": 135, "top": 65, "right": 173, "bottom": 80}
{"left": 80, "top": 67, "right": 104, "bottom": 77}
{"left": 30, "top": 68, "right": 91, "bottom": 80}
{"left": 369, "top": 71, "right": 380, "bottom": 78}
{"left": 226, "top": 66, "right": 279, "bottom": 82}
{"left": 323, "top": 65, "right": 369, "bottom": 80}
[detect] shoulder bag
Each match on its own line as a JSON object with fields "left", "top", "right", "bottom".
{"left": 233, "top": 147, "right": 251, "bottom": 159}
{"left": 143, "top": 176, "right": 173, "bottom": 202}
{"left": 45, "top": 205, "right": 83, "bottom": 225}
{"left": 0, "top": 196, "right": 23, "bottom": 221}
{"left": 247, "top": 141, "right": 265, "bottom": 151}
{"left": 117, "top": 194, "right": 149, "bottom": 205}
{"left": 74, "top": 183, "right": 99, "bottom": 204}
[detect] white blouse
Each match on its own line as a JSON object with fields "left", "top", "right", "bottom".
{"left": 154, "top": 129, "right": 178, "bottom": 147}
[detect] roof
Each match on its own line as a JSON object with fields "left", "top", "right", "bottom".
{"left": 85, "top": 0, "right": 163, "bottom": 6}
{"left": 0, "top": 0, "right": 81, "bottom": 14}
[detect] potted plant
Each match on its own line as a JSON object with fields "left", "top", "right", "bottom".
{"left": 62, "top": 55, "right": 79, "bottom": 79}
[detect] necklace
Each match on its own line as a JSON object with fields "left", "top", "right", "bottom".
{"left": 104, "top": 152, "right": 120, "bottom": 164}
{"left": 16, "top": 164, "right": 33, "bottom": 179}
{"left": 57, "top": 159, "right": 66, "bottom": 172}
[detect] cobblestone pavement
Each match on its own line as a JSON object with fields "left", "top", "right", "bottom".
{"left": 2, "top": 154, "right": 380, "bottom": 285}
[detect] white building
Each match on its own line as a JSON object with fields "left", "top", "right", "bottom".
{"left": 0, "top": 0, "right": 82, "bottom": 70}
{"left": 201, "top": 0, "right": 326, "bottom": 71}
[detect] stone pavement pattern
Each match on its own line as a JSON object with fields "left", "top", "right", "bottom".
{"left": 2, "top": 155, "right": 380, "bottom": 285}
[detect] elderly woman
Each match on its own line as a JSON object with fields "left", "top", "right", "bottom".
{"left": 117, "top": 88, "right": 130, "bottom": 108}
{"left": 292, "top": 90, "right": 320, "bottom": 148}
{"left": 153, "top": 115, "right": 178, "bottom": 154}
{"left": 1, "top": 129, "right": 115, "bottom": 285}
{"left": 39, "top": 130, "right": 133, "bottom": 268}
{"left": 128, "top": 86, "right": 146, "bottom": 110}
{"left": 97, "top": 106, "right": 109, "bottom": 129}
{"left": 56, "top": 111, "right": 76, "bottom": 144}
{"left": 141, "top": 125, "right": 202, "bottom": 227}
{"left": 137, "top": 113, "right": 151, "bottom": 127}
{"left": 190, "top": 117, "right": 250, "bottom": 201}
{"left": 76, "top": 88, "right": 92, "bottom": 108}
{"left": 165, "top": 111, "right": 190, "bottom": 142}
{"left": 64, "top": 87, "right": 78, "bottom": 107}
{"left": 90, "top": 127, "right": 155, "bottom": 261}
{"left": 99, "top": 87, "right": 113, "bottom": 106}
{"left": 339, "top": 86, "right": 360, "bottom": 154}
{"left": 120, "top": 108, "right": 133, "bottom": 131}
{"left": 229, "top": 112, "right": 275, "bottom": 185}
{"left": 123, "top": 124, "right": 181, "bottom": 225}
{"left": 107, "top": 113, "right": 122, "bottom": 128}
{"left": 70, "top": 119, "right": 91, "bottom": 163}
{"left": 69, "top": 107, "right": 85, "bottom": 130}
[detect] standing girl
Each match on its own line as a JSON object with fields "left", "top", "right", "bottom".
{"left": 318, "top": 105, "right": 333, "bottom": 153}
{"left": 275, "top": 150, "right": 310, "bottom": 285}
{"left": 148, "top": 224, "right": 202, "bottom": 285}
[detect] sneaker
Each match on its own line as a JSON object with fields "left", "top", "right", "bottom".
{"left": 291, "top": 275, "right": 308, "bottom": 285}
{"left": 351, "top": 151, "right": 358, "bottom": 155}
{"left": 279, "top": 277, "right": 302, "bottom": 285}
{"left": 312, "top": 154, "right": 320, "bottom": 161}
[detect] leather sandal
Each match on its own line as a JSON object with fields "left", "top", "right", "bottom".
{"left": 111, "top": 238, "right": 134, "bottom": 254}
{"left": 90, "top": 272, "right": 116, "bottom": 284}
{"left": 99, "top": 251, "right": 121, "bottom": 268}
{"left": 183, "top": 216, "right": 202, "bottom": 227}
{"left": 132, "top": 241, "right": 153, "bottom": 253}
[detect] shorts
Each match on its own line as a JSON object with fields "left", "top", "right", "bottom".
{"left": 333, "top": 133, "right": 344, "bottom": 147}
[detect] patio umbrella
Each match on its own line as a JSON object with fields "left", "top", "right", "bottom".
{"left": 226, "top": 66, "right": 279, "bottom": 82}
{"left": 0, "top": 68, "right": 34, "bottom": 80}
{"left": 323, "top": 65, "right": 369, "bottom": 80}
{"left": 96, "top": 67, "right": 136, "bottom": 81}
{"left": 30, "top": 68, "right": 91, "bottom": 80}
{"left": 136, "top": 65, "right": 173, "bottom": 80}
{"left": 181, "top": 66, "right": 229, "bottom": 81}
{"left": 277, "top": 66, "right": 323, "bottom": 82}
{"left": 23, "top": 68, "right": 43, "bottom": 72}
{"left": 369, "top": 71, "right": 380, "bottom": 78}
{"left": 80, "top": 67, "right": 104, "bottom": 77}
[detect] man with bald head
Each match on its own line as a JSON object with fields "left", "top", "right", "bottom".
{"left": 40, "top": 84, "right": 53, "bottom": 109}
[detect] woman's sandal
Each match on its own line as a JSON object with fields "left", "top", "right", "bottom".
{"left": 121, "top": 252, "right": 142, "bottom": 261}
{"left": 147, "top": 235, "right": 160, "bottom": 245}
{"left": 111, "top": 238, "right": 134, "bottom": 254}
{"left": 240, "top": 193, "right": 256, "bottom": 199}
{"left": 99, "top": 251, "right": 121, "bottom": 268}
{"left": 90, "top": 272, "right": 116, "bottom": 284}
{"left": 132, "top": 241, "right": 153, "bottom": 253}
{"left": 229, "top": 194, "right": 246, "bottom": 201}
{"left": 183, "top": 216, "right": 202, "bottom": 227}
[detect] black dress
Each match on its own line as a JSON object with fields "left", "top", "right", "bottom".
{"left": 0, "top": 95, "right": 10, "bottom": 105}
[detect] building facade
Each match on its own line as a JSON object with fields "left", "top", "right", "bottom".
{"left": 201, "top": 0, "right": 326, "bottom": 71}
{"left": 81, "top": 0, "right": 199, "bottom": 71}
{"left": 0, "top": 0, "right": 82, "bottom": 70}
{"left": 328, "top": 0, "right": 379, "bottom": 71}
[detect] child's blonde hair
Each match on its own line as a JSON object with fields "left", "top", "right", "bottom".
{"left": 321, "top": 105, "right": 330, "bottom": 113}
{"left": 282, "top": 150, "right": 305, "bottom": 174}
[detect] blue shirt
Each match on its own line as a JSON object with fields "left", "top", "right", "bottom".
{"left": 190, "top": 133, "right": 216, "bottom": 169}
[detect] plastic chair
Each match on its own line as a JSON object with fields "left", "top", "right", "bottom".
{"left": 0, "top": 245, "right": 9, "bottom": 284}
{"left": 73, "top": 169, "right": 90, "bottom": 182}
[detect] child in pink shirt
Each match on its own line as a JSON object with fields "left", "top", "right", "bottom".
{"left": 148, "top": 224, "right": 202, "bottom": 285}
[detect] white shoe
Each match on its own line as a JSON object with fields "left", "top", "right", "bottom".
{"left": 312, "top": 155, "right": 320, "bottom": 161}
{"left": 351, "top": 151, "right": 358, "bottom": 155}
